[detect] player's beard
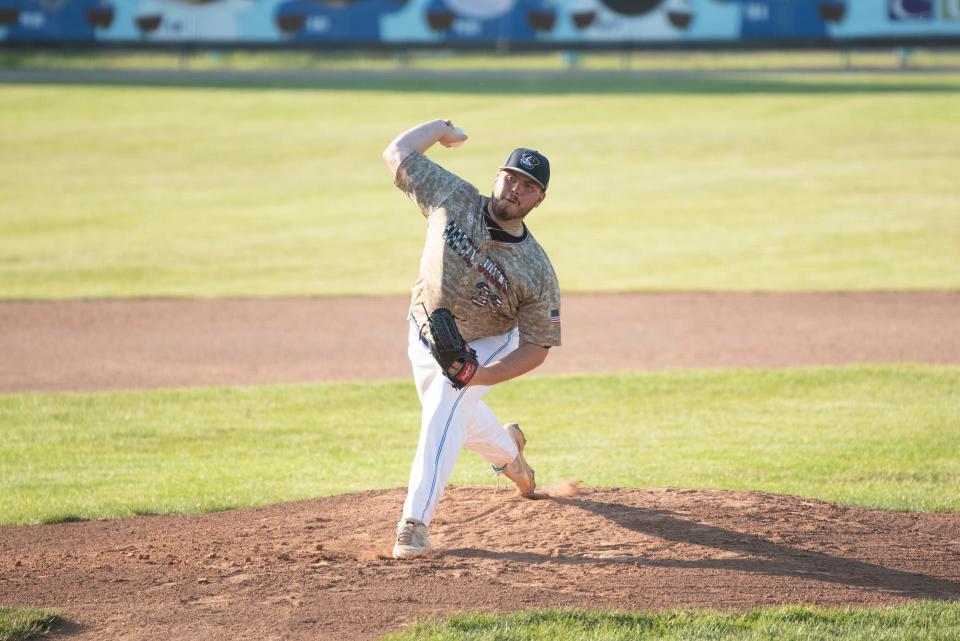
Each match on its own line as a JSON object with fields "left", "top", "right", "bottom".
{"left": 488, "top": 194, "right": 529, "bottom": 223}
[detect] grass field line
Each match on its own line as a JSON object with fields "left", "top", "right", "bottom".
{"left": 3, "top": 66, "right": 960, "bottom": 91}
{"left": 4, "top": 66, "right": 960, "bottom": 79}
{"left": 4, "top": 48, "right": 960, "bottom": 73}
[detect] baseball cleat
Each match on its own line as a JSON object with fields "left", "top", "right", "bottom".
{"left": 392, "top": 518, "right": 433, "bottom": 559}
{"left": 492, "top": 423, "right": 536, "bottom": 498}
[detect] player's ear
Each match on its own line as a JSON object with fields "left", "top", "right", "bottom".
{"left": 534, "top": 190, "right": 546, "bottom": 208}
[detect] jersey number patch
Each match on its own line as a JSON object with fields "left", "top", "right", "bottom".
{"left": 471, "top": 281, "right": 503, "bottom": 313}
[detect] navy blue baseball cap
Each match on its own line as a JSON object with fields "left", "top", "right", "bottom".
{"left": 500, "top": 148, "right": 550, "bottom": 191}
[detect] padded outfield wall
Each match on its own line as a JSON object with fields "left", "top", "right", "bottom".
{"left": 1, "top": 0, "right": 959, "bottom": 49}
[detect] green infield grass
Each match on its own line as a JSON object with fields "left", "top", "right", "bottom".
{"left": 1, "top": 365, "right": 957, "bottom": 526}
{"left": 1, "top": 74, "right": 958, "bottom": 299}
{"left": 0, "top": 608, "right": 58, "bottom": 641}
{"left": 381, "top": 602, "right": 960, "bottom": 641}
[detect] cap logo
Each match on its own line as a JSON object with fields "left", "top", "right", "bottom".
{"left": 520, "top": 153, "right": 540, "bottom": 169}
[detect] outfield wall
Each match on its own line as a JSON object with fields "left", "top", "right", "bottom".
{"left": 2, "top": 0, "right": 960, "bottom": 49}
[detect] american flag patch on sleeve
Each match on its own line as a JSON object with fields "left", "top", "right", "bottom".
{"left": 550, "top": 309, "right": 561, "bottom": 324}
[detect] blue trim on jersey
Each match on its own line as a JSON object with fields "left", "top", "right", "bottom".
{"left": 419, "top": 329, "right": 515, "bottom": 523}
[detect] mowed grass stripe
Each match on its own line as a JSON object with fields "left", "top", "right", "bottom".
{"left": 1, "top": 78, "right": 958, "bottom": 299}
{"left": 1, "top": 365, "right": 957, "bottom": 525}
{"left": 381, "top": 602, "right": 960, "bottom": 641}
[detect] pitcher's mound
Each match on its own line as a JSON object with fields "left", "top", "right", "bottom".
{"left": 3, "top": 487, "right": 959, "bottom": 641}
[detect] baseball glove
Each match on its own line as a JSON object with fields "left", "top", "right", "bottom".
{"left": 423, "top": 308, "right": 478, "bottom": 389}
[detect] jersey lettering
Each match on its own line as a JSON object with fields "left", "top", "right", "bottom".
{"left": 442, "top": 221, "right": 479, "bottom": 268}
{"left": 442, "top": 221, "right": 510, "bottom": 291}
{"left": 478, "top": 258, "right": 509, "bottom": 293}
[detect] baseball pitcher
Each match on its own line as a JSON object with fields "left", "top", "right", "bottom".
{"left": 382, "top": 119, "right": 561, "bottom": 559}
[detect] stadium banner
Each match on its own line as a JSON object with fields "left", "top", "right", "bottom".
{"left": 2, "top": 0, "right": 960, "bottom": 48}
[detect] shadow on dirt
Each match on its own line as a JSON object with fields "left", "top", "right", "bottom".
{"left": 47, "top": 617, "right": 87, "bottom": 638}
{"left": 448, "top": 495, "right": 960, "bottom": 601}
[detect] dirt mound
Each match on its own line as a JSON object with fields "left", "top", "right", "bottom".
{"left": 3, "top": 487, "right": 958, "bottom": 640}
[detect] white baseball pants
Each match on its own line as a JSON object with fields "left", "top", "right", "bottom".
{"left": 402, "top": 317, "right": 521, "bottom": 525}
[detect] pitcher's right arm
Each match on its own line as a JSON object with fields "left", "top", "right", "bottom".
{"left": 382, "top": 119, "right": 468, "bottom": 177}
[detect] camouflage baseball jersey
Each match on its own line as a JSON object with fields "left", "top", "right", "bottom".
{"left": 395, "top": 151, "right": 561, "bottom": 348}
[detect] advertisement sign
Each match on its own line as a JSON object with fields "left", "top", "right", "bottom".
{"left": 2, "top": 0, "right": 959, "bottom": 45}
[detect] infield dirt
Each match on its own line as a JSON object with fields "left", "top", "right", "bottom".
{"left": 2, "top": 292, "right": 958, "bottom": 393}
{"left": 2, "top": 292, "right": 959, "bottom": 640}
{"left": 3, "top": 487, "right": 959, "bottom": 641}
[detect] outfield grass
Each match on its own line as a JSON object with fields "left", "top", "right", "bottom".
{"left": 0, "top": 608, "right": 58, "bottom": 641}
{"left": 381, "top": 602, "right": 960, "bottom": 641}
{"left": 1, "top": 74, "right": 958, "bottom": 299}
{"left": 1, "top": 365, "right": 957, "bottom": 526}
